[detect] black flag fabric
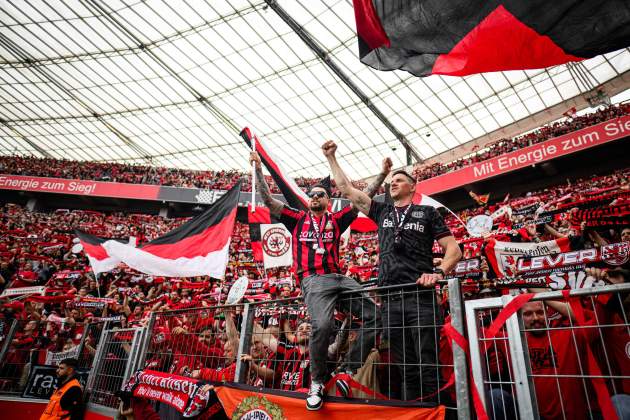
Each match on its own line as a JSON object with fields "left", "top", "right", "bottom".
{"left": 353, "top": 0, "right": 630, "bottom": 76}
{"left": 248, "top": 204, "right": 271, "bottom": 263}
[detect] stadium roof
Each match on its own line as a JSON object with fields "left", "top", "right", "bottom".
{"left": 1, "top": 0, "right": 629, "bottom": 179}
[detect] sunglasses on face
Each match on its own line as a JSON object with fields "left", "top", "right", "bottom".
{"left": 308, "top": 191, "right": 328, "bottom": 199}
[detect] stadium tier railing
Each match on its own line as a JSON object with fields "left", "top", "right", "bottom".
{"left": 2, "top": 281, "right": 628, "bottom": 420}
{"left": 465, "top": 283, "right": 630, "bottom": 420}
{"left": 0, "top": 319, "right": 106, "bottom": 395}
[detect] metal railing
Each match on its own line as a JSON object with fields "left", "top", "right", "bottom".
{"left": 85, "top": 327, "right": 146, "bottom": 409}
{"left": 135, "top": 278, "right": 470, "bottom": 418}
{"left": 465, "top": 283, "right": 630, "bottom": 420}
{"left": 0, "top": 319, "right": 97, "bottom": 394}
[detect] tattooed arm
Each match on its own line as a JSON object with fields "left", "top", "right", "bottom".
{"left": 363, "top": 157, "right": 392, "bottom": 198}
{"left": 250, "top": 151, "right": 285, "bottom": 217}
{"left": 322, "top": 140, "right": 372, "bottom": 215}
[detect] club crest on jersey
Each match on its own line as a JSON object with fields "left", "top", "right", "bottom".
{"left": 412, "top": 211, "right": 424, "bottom": 218}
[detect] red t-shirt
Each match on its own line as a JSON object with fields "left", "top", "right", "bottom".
{"left": 527, "top": 328, "right": 595, "bottom": 420}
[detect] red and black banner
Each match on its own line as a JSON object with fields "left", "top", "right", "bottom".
{"left": 353, "top": 0, "right": 630, "bottom": 76}
{"left": 240, "top": 127, "right": 309, "bottom": 211}
{"left": 123, "top": 370, "right": 221, "bottom": 418}
{"left": 248, "top": 204, "right": 271, "bottom": 263}
{"left": 75, "top": 230, "right": 125, "bottom": 275}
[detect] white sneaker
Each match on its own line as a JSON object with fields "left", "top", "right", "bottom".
{"left": 306, "top": 381, "right": 325, "bottom": 410}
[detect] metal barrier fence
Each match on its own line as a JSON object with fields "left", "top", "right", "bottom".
{"left": 0, "top": 318, "right": 97, "bottom": 394}
{"left": 137, "top": 278, "right": 470, "bottom": 418}
{"left": 86, "top": 327, "right": 146, "bottom": 409}
{"left": 465, "top": 283, "right": 630, "bottom": 420}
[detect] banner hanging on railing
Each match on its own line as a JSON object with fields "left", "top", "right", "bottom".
{"left": 215, "top": 384, "right": 445, "bottom": 420}
{"left": 123, "top": 370, "right": 219, "bottom": 418}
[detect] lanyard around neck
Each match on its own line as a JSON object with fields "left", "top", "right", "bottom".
{"left": 309, "top": 212, "right": 328, "bottom": 248}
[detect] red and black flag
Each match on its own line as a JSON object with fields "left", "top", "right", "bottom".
{"left": 240, "top": 127, "right": 309, "bottom": 211}
{"left": 102, "top": 182, "right": 241, "bottom": 278}
{"left": 469, "top": 191, "right": 490, "bottom": 206}
{"left": 353, "top": 0, "right": 630, "bottom": 76}
{"left": 74, "top": 230, "right": 122, "bottom": 275}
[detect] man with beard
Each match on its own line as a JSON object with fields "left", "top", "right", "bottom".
{"left": 519, "top": 299, "right": 630, "bottom": 420}
{"left": 40, "top": 358, "right": 83, "bottom": 420}
{"left": 250, "top": 151, "right": 386, "bottom": 410}
{"left": 323, "top": 140, "right": 462, "bottom": 401}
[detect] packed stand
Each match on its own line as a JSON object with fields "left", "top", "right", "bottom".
{"left": 0, "top": 164, "right": 629, "bottom": 416}
{"left": 413, "top": 103, "right": 630, "bottom": 181}
{"left": 0, "top": 156, "right": 371, "bottom": 197}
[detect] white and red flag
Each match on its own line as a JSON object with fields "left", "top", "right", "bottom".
{"left": 100, "top": 182, "right": 240, "bottom": 278}
{"left": 75, "top": 230, "right": 123, "bottom": 275}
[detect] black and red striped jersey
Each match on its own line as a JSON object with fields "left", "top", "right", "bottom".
{"left": 274, "top": 342, "right": 310, "bottom": 391}
{"left": 279, "top": 206, "right": 356, "bottom": 282}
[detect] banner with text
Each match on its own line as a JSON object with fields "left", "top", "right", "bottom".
{"left": 416, "top": 115, "right": 630, "bottom": 194}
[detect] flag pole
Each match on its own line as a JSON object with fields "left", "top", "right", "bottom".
{"left": 251, "top": 135, "right": 256, "bottom": 212}
{"left": 95, "top": 273, "right": 101, "bottom": 298}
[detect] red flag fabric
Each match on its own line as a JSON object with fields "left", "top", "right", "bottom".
{"left": 101, "top": 183, "right": 240, "bottom": 277}
{"left": 354, "top": 1, "right": 630, "bottom": 77}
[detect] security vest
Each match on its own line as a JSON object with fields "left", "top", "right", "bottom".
{"left": 40, "top": 377, "right": 82, "bottom": 420}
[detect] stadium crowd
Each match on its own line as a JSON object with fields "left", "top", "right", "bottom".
{"left": 0, "top": 107, "right": 629, "bottom": 417}
{"left": 0, "top": 163, "right": 627, "bottom": 411}
{"left": 412, "top": 103, "right": 630, "bottom": 181}
{"left": 1, "top": 105, "right": 627, "bottom": 199}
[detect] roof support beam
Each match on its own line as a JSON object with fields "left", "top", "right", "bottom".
{"left": 85, "top": 0, "right": 240, "bottom": 134}
{"left": 0, "top": 118, "right": 51, "bottom": 157}
{"left": 0, "top": 33, "right": 154, "bottom": 162}
{"left": 265, "top": 0, "right": 422, "bottom": 163}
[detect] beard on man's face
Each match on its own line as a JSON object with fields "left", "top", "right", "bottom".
{"left": 310, "top": 202, "right": 326, "bottom": 211}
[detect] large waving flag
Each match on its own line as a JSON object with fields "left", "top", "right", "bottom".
{"left": 102, "top": 182, "right": 241, "bottom": 278}
{"left": 75, "top": 231, "right": 123, "bottom": 275}
{"left": 353, "top": 0, "right": 630, "bottom": 76}
{"left": 240, "top": 128, "right": 309, "bottom": 211}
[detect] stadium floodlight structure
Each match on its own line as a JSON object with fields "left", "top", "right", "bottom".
{"left": 0, "top": 0, "right": 629, "bottom": 180}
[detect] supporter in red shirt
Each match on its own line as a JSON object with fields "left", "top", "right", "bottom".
{"left": 521, "top": 300, "right": 598, "bottom": 420}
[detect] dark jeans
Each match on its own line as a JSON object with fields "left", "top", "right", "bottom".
{"left": 302, "top": 273, "right": 381, "bottom": 383}
{"left": 381, "top": 290, "right": 442, "bottom": 401}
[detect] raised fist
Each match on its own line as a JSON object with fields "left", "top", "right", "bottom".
{"left": 321, "top": 140, "right": 337, "bottom": 158}
{"left": 381, "top": 157, "right": 393, "bottom": 175}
